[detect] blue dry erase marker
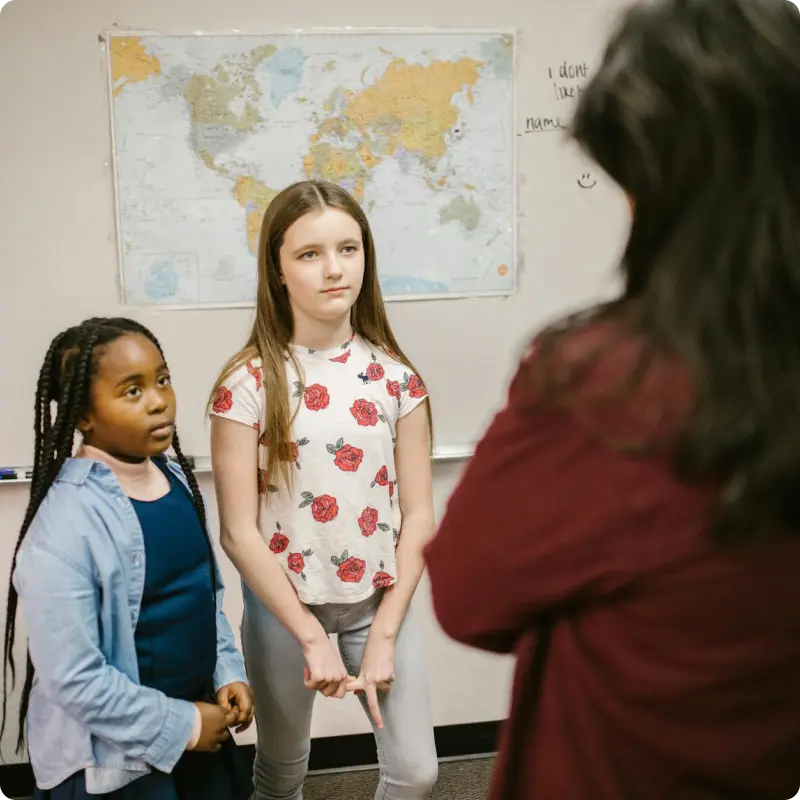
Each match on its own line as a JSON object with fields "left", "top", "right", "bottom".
{"left": 0, "top": 469, "right": 20, "bottom": 480}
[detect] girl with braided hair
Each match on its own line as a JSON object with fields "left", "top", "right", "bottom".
{"left": 2, "top": 317, "right": 254, "bottom": 800}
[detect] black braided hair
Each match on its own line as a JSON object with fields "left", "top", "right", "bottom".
{"left": 1, "top": 317, "right": 213, "bottom": 755}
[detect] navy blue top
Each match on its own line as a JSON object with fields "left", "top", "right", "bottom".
{"left": 130, "top": 463, "right": 216, "bottom": 702}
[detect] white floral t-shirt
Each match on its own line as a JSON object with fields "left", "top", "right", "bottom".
{"left": 209, "top": 334, "right": 428, "bottom": 605}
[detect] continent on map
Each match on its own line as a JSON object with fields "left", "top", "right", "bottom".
{"left": 174, "top": 45, "right": 307, "bottom": 252}
{"left": 304, "top": 56, "right": 483, "bottom": 198}
{"left": 265, "top": 47, "right": 307, "bottom": 106}
{"left": 440, "top": 195, "right": 481, "bottom": 232}
{"left": 303, "top": 143, "right": 370, "bottom": 201}
{"left": 183, "top": 45, "right": 276, "bottom": 142}
{"left": 233, "top": 176, "right": 278, "bottom": 256}
{"left": 111, "top": 37, "right": 161, "bottom": 97}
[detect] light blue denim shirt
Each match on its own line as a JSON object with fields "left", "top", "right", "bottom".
{"left": 12, "top": 456, "right": 248, "bottom": 793}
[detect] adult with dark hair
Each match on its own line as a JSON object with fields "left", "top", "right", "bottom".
{"left": 2, "top": 317, "right": 253, "bottom": 800}
{"left": 425, "top": 0, "right": 800, "bottom": 797}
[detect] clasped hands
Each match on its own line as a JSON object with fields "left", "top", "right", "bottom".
{"left": 302, "top": 634, "right": 395, "bottom": 729}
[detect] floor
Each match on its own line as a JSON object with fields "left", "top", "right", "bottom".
{"left": 304, "top": 757, "right": 494, "bottom": 799}
{"left": 14, "top": 758, "right": 495, "bottom": 800}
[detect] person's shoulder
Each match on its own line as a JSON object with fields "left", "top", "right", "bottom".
{"left": 221, "top": 357, "right": 264, "bottom": 390}
{"left": 211, "top": 356, "right": 266, "bottom": 420}
{"left": 20, "top": 468, "right": 107, "bottom": 567}
{"left": 355, "top": 338, "right": 429, "bottom": 413}
{"left": 362, "top": 338, "right": 402, "bottom": 367}
{"left": 517, "top": 313, "right": 691, "bottom": 443}
{"left": 360, "top": 338, "right": 417, "bottom": 381}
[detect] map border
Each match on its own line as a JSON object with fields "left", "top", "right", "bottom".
{"left": 104, "top": 27, "right": 518, "bottom": 310}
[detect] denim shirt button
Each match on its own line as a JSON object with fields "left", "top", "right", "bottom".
{"left": 133, "top": 553, "right": 142, "bottom": 568}
{"left": 117, "top": 497, "right": 126, "bottom": 507}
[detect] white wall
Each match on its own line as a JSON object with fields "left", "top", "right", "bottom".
{"left": 0, "top": 464, "right": 514, "bottom": 760}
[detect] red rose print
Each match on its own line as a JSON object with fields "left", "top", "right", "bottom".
{"left": 407, "top": 374, "right": 427, "bottom": 399}
{"left": 389, "top": 481, "right": 395, "bottom": 499}
{"left": 269, "top": 531, "right": 289, "bottom": 553}
{"left": 386, "top": 379, "right": 401, "bottom": 402}
{"left": 372, "top": 465, "right": 389, "bottom": 487}
{"left": 366, "top": 362, "right": 385, "bottom": 382}
{"left": 252, "top": 422, "right": 260, "bottom": 431}
{"left": 330, "top": 350, "right": 352, "bottom": 364}
{"left": 336, "top": 556, "right": 366, "bottom": 584}
{"left": 304, "top": 384, "right": 330, "bottom": 411}
{"left": 213, "top": 386, "right": 233, "bottom": 414}
{"left": 312, "top": 495, "right": 338, "bottom": 523}
{"left": 350, "top": 399, "right": 381, "bottom": 427}
{"left": 246, "top": 361, "right": 263, "bottom": 391}
{"left": 282, "top": 437, "right": 309, "bottom": 466}
{"left": 328, "top": 438, "right": 364, "bottom": 472}
{"left": 287, "top": 548, "right": 313, "bottom": 581}
{"left": 358, "top": 507, "right": 379, "bottom": 537}
{"left": 372, "top": 571, "right": 394, "bottom": 589}
{"left": 299, "top": 492, "right": 339, "bottom": 523}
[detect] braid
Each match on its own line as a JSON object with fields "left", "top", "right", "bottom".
{"left": 2, "top": 329, "right": 72, "bottom": 749}
{"left": 3, "top": 320, "right": 120, "bottom": 752}
{"left": 172, "top": 432, "right": 217, "bottom": 599}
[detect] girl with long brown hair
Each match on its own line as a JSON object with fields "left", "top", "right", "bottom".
{"left": 208, "top": 180, "right": 438, "bottom": 799}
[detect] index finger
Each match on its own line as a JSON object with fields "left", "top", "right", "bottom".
{"left": 233, "top": 686, "right": 253, "bottom": 716}
{"left": 365, "top": 684, "right": 383, "bottom": 730}
{"left": 216, "top": 686, "right": 232, "bottom": 711}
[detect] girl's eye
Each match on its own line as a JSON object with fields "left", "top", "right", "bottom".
{"left": 342, "top": 245, "right": 358, "bottom": 254}
{"left": 125, "top": 386, "right": 142, "bottom": 398}
{"left": 300, "top": 251, "right": 317, "bottom": 260}
{"left": 158, "top": 375, "right": 172, "bottom": 388}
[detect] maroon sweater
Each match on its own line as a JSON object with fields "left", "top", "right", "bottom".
{"left": 425, "top": 329, "right": 800, "bottom": 799}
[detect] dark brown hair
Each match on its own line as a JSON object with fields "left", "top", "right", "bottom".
{"left": 536, "top": 0, "right": 800, "bottom": 542}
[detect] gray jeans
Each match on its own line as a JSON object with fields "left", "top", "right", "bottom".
{"left": 241, "top": 584, "right": 439, "bottom": 800}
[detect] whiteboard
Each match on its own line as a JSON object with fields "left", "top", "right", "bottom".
{"left": 0, "top": 0, "right": 629, "bottom": 469}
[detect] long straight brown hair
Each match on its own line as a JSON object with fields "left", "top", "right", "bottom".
{"left": 209, "top": 180, "right": 432, "bottom": 492}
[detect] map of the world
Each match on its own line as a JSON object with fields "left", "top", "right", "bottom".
{"left": 108, "top": 32, "right": 515, "bottom": 306}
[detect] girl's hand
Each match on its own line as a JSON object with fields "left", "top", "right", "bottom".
{"left": 193, "top": 702, "right": 238, "bottom": 751}
{"left": 216, "top": 681, "right": 255, "bottom": 733}
{"left": 356, "top": 634, "right": 397, "bottom": 729}
{"left": 302, "top": 635, "right": 351, "bottom": 699}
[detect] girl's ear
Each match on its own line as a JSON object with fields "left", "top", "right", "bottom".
{"left": 76, "top": 412, "right": 94, "bottom": 435}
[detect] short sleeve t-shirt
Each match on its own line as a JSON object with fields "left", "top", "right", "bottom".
{"left": 209, "top": 334, "right": 428, "bottom": 605}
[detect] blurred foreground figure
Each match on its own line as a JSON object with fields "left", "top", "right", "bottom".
{"left": 426, "top": 0, "right": 800, "bottom": 797}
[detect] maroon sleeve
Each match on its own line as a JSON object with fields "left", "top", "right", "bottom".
{"left": 424, "top": 357, "right": 643, "bottom": 654}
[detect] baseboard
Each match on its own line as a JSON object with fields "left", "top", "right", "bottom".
{"left": 0, "top": 719, "right": 501, "bottom": 797}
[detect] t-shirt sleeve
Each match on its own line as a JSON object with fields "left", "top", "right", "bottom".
{"left": 385, "top": 360, "right": 429, "bottom": 420}
{"left": 208, "top": 362, "right": 264, "bottom": 430}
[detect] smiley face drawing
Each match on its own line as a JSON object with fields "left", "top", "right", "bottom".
{"left": 578, "top": 172, "right": 597, "bottom": 189}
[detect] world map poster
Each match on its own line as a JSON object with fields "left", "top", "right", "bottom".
{"left": 107, "top": 31, "right": 515, "bottom": 306}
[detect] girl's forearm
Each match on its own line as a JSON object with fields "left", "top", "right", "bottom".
{"left": 220, "top": 524, "right": 325, "bottom": 647}
{"left": 372, "top": 514, "right": 434, "bottom": 640}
